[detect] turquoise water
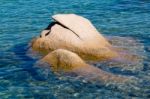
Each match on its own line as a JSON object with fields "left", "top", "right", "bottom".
{"left": 0, "top": 0, "right": 150, "bottom": 98}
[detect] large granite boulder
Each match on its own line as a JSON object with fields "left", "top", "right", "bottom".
{"left": 31, "top": 14, "right": 118, "bottom": 61}
{"left": 30, "top": 14, "right": 140, "bottom": 83}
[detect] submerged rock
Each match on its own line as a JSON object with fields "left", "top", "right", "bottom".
{"left": 31, "top": 14, "right": 142, "bottom": 83}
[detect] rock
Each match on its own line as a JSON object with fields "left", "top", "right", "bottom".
{"left": 31, "top": 14, "right": 118, "bottom": 61}
{"left": 40, "top": 49, "right": 128, "bottom": 83}
{"left": 30, "top": 14, "right": 140, "bottom": 83}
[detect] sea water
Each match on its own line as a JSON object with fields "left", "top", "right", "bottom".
{"left": 0, "top": 0, "right": 150, "bottom": 98}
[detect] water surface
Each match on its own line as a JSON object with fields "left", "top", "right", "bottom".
{"left": 0, "top": 0, "right": 150, "bottom": 98}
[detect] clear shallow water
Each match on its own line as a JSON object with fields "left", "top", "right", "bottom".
{"left": 0, "top": 0, "right": 150, "bottom": 98}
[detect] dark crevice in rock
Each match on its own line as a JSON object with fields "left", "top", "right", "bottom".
{"left": 45, "top": 31, "right": 50, "bottom": 36}
{"left": 44, "top": 21, "right": 81, "bottom": 40}
{"left": 45, "top": 22, "right": 56, "bottom": 30}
